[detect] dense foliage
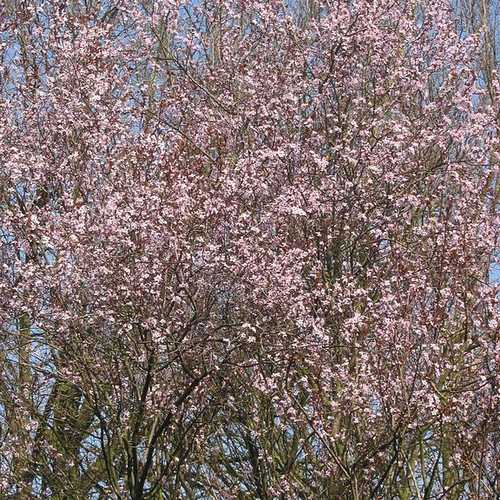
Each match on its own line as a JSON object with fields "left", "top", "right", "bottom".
{"left": 0, "top": 0, "right": 498, "bottom": 498}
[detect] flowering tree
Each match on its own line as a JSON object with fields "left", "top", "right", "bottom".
{"left": 0, "top": 0, "right": 498, "bottom": 498}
